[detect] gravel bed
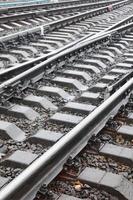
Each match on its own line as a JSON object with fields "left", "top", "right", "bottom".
{"left": 44, "top": 121, "right": 72, "bottom": 134}
{"left": 0, "top": 112, "right": 48, "bottom": 137}
{"left": 2, "top": 140, "right": 48, "bottom": 155}
{"left": 47, "top": 179, "right": 119, "bottom": 200}
{"left": 0, "top": 166, "right": 22, "bottom": 179}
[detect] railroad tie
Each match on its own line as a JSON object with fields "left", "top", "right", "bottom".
{"left": 78, "top": 167, "right": 133, "bottom": 200}
{"left": 28, "top": 129, "right": 63, "bottom": 145}
{"left": 99, "top": 143, "right": 133, "bottom": 165}
{"left": 1, "top": 150, "right": 38, "bottom": 169}
{"left": 0, "top": 121, "right": 25, "bottom": 141}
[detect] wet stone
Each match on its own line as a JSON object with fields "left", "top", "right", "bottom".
{"left": 28, "top": 129, "right": 63, "bottom": 145}
{"left": 0, "top": 121, "right": 25, "bottom": 141}
{"left": 63, "top": 102, "right": 96, "bottom": 114}
{"left": 50, "top": 113, "right": 83, "bottom": 125}
{"left": 2, "top": 150, "right": 38, "bottom": 168}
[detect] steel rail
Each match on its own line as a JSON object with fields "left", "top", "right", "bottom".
{"left": 0, "top": 0, "right": 121, "bottom": 24}
{"left": 0, "top": 76, "right": 132, "bottom": 200}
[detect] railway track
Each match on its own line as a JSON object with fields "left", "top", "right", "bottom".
{"left": 0, "top": 0, "right": 119, "bottom": 13}
{"left": 0, "top": 0, "right": 48, "bottom": 7}
{"left": 0, "top": 0, "right": 121, "bottom": 36}
{"left": 0, "top": 0, "right": 131, "bottom": 77}
{"left": 0, "top": 0, "right": 126, "bottom": 37}
{"left": 0, "top": 0, "right": 113, "bottom": 11}
{"left": 0, "top": 14, "right": 132, "bottom": 199}
{"left": 0, "top": 0, "right": 97, "bottom": 8}
{"left": 35, "top": 90, "right": 133, "bottom": 200}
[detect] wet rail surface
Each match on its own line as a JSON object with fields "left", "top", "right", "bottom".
{"left": 0, "top": 10, "right": 132, "bottom": 199}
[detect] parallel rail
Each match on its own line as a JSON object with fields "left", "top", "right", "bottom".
{"left": 0, "top": 0, "right": 113, "bottom": 12}
{"left": 0, "top": 17, "right": 133, "bottom": 199}
{"left": 0, "top": 69, "right": 132, "bottom": 200}
{"left": 0, "top": 2, "right": 133, "bottom": 200}
{"left": 0, "top": 16, "right": 133, "bottom": 90}
{"left": 0, "top": 0, "right": 121, "bottom": 23}
{"left": 0, "top": 0, "right": 131, "bottom": 82}
{"left": 0, "top": 0, "right": 128, "bottom": 41}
